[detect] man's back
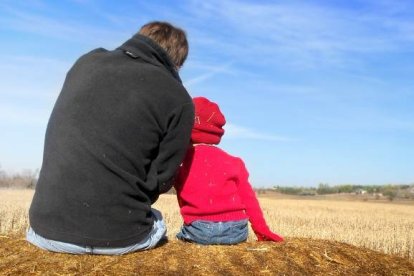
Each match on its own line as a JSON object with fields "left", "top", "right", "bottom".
{"left": 29, "top": 35, "right": 193, "bottom": 247}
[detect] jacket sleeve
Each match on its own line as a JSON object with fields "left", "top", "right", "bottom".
{"left": 236, "top": 159, "right": 284, "bottom": 242}
{"left": 148, "top": 102, "right": 194, "bottom": 202}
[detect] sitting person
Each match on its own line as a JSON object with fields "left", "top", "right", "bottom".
{"left": 174, "top": 97, "right": 284, "bottom": 245}
{"left": 27, "top": 21, "right": 194, "bottom": 255}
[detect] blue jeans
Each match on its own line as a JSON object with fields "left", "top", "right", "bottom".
{"left": 176, "top": 219, "right": 248, "bottom": 245}
{"left": 26, "top": 208, "right": 166, "bottom": 255}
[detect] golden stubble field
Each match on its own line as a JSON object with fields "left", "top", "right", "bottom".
{"left": 1, "top": 189, "right": 413, "bottom": 260}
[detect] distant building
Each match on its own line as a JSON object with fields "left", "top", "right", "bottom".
{"left": 355, "top": 189, "right": 367, "bottom": 195}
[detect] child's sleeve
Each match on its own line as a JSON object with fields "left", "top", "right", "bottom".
{"left": 236, "top": 159, "right": 284, "bottom": 242}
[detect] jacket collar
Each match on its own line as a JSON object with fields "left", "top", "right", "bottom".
{"left": 118, "top": 34, "right": 182, "bottom": 82}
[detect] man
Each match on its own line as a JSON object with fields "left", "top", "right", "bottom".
{"left": 27, "top": 21, "right": 194, "bottom": 255}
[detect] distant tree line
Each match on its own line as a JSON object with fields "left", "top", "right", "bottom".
{"left": 272, "top": 183, "right": 414, "bottom": 201}
{"left": 1, "top": 164, "right": 413, "bottom": 201}
{"left": 0, "top": 166, "right": 38, "bottom": 189}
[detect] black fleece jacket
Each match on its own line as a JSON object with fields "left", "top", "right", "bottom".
{"left": 29, "top": 34, "right": 194, "bottom": 247}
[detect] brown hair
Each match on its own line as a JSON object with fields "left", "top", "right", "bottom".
{"left": 139, "top": 21, "right": 188, "bottom": 68}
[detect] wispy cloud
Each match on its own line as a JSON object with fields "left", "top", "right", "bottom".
{"left": 181, "top": 0, "right": 414, "bottom": 69}
{"left": 0, "top": 55, "right": 68, "bottom": 101}
{"left": 0, "top": 55, "right": 63, "bottom": 131}
{"left": 183, "top": 62, "right": 234, "bottom": 87}
{"left": 0, "top": 2, "right": 129, "bottom": 47}
{"left": 0, "top": 104, "right": 49, "bottom": 127}
{"left": 384, "top": 119, "right": 414, "bottom": 132}
{"left": 0, "top": 55, "right": 70, "bottom": 72}
{"left": 224, "top": 123, "right": 293, "bottom": 142}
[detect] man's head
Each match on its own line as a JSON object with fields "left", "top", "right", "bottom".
{"left": 191, "top": 97, "right": 226, "bottom": 145}
{"left": 139, "top": 21, "right": 188, "bottom": 69}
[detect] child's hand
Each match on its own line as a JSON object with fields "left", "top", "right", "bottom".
{"left": 254, "top": 228, "right": 284, "bottom": 242}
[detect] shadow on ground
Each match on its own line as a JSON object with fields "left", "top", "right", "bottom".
{"left": 1, "top": 235, "right": 413, "bottom": 275}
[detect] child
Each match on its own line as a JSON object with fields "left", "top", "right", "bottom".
{"left": 174, "top": 97, "right": 284, "bottom": 245}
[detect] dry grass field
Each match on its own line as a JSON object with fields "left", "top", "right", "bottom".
{"left": 1, "top": 189, "right": 413, "bottom": 275}
{"left": 155, "top": 194, "right": 414, "bottom": 260}
{"left": 0, "top": 189, "right": 32, "bottom": 235}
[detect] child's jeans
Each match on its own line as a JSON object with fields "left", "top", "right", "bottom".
{"left": 26, "top": 208, "right": 166, "bottom": 255}
{"left": 176, "top": 219, "right": 248, "bottom": 245}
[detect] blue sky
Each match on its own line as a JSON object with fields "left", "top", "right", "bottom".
{"left": 1, "top": 0, "right": 413, "bottom": 187}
